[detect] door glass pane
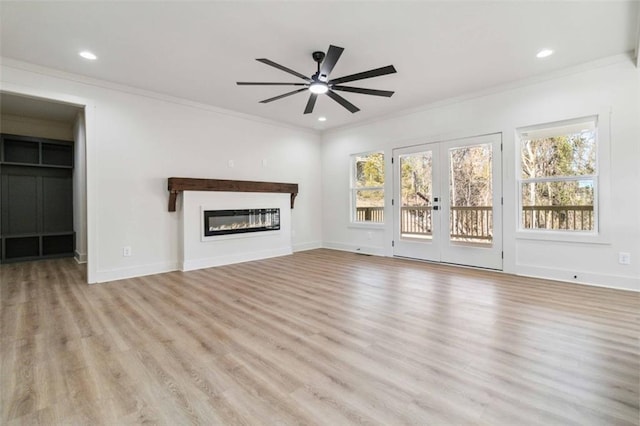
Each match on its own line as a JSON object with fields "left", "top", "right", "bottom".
{"left": 399, "top": 151, "right": 433, "bottom": 239}
{"left": 449, "top": 144, "right": 493, "bottom": 244}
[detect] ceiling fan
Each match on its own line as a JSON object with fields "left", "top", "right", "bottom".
{"left": 237, "top": 45, "right": 396, "bottom": 114}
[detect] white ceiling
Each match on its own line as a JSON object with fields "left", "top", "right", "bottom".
{"left": 1, "top": 1, "right": 638, "bottom": 131}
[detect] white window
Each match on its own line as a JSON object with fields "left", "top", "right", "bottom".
{"left": 518, "top": 116, "right": 598, "bottom": 233}
{"left": 351, "top": 151, "right": 384, "bottom": 224}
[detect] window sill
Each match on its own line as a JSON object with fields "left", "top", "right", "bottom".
{"left": 348, "top": 222, "right": 385, "bottom": 230}
{"left": 515, "top": 230, "right": 610, "bottom": 245}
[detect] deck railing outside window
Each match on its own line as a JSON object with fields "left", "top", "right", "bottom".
{"left": 399, "top": 206, "right": 432, "bottom": 236}
{"left": 450, "top": 206, "right": 493, "bottom": 241}
{"left": 355, "top": 206, "right": 384, "bottom": 223}
{"left": 356, "top": 205, "right": 594, "bottom": 238}
{"left": 521, "top": 205, "right": 594, "bottom": 231}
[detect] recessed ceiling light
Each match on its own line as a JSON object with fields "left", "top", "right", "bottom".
{"left": 318, "top": 117, "right": 327, "bottom": 122}
{"left": 79, "top": 50, "right": 97, "bottom": 60}
{"left": 536, "top": 49, "right": 554, "bottom": 59}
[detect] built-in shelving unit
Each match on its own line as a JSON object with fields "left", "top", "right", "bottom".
{"left": 1, "top": 134, "right": 74, "bottom": 263}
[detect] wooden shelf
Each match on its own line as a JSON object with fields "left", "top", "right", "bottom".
{"left": 1, "top": 134, "right": 73, "bottom": 168}
{"left": 167, "top": 177, "right": 299, "bottom": 212}
{"left": 1, "top": 134, "right": 75, "bottom": 264}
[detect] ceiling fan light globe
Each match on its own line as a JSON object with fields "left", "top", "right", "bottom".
{"left": 309, "top": 83, "right": 329, "bottom": 94}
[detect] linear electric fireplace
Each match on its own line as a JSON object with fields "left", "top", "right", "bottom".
{"left": 204, "top": 208, "right": 280, "bottom": 237}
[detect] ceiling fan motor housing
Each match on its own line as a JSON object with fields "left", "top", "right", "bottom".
{"left": 312, "top": 51, "right": 326, "bottom": 63}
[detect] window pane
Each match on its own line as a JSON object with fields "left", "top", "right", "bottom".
{"left": 354, "top": 189, "right": 384, "bottom": 223}
{"left": 521, "top": 180, "right": 594, "bottom": 231}
{"left": 521, "top": 130, "right": 596, "bottom": 179}
{"left": 354, "top": 152, "right": 384, "bottom": 188}
{"left": 449, "top": 144, "right": 493, "bottom": 243}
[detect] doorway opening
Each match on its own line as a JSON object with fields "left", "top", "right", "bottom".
{"left": 393, "top": 133, "right": 503, "bottom": 270}
{"left": 0, "top": 92, "right": 87, "bottom": 266}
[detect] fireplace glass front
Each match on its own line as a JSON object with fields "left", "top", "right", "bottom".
{"left": 204, "top": 208, "right": 280, "bottom": 237}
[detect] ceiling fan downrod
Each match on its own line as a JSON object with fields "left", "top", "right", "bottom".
{"left": 312, "top": 51, "right": 326, "bottom": 81}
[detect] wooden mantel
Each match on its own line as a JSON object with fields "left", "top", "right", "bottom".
{"left": 167, "top": 177, "right": 299, "bottom": 212}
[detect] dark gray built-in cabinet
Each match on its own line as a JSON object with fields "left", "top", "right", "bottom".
{"left": 0, "top": 134, "right": 74, "bottom": 263}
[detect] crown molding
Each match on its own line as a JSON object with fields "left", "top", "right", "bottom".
{"left": 324, "top": 52, "right": 635, "bottom": 136}
{"left": 0, "top": 57, "right": 321, "bottom": 137}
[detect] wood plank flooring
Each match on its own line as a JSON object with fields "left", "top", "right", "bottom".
{"left": 1, "top": 249, "right": 638, "bottom": 425}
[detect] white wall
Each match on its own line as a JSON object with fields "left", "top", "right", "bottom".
{"left": 182, "top": 191, "right": 292, "bottom": 271}
{"left": 321, "top": 57, "right": 640, "bottom": 291}
{"left": 72, "top": 111, "right": 87, "bottom": 262}
{"left": 1, "top": 113, "right": 73, "bottom": 140}
{"left": 1, "top": 60, "right": 322, "bottom": 283}
{"left": 2, "top": 56, "right": 637, "bottom": 290}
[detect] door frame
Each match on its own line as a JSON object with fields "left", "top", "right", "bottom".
{"left": 392, "top": 132, "right": 503, "bottom": 270}
{"left": 1, "top": 84, "right": 94, "bottom": 282}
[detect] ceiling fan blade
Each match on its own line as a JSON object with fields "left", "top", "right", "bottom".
{"left": 259, "top": 88, "right": 307, "bottom": 104}
{"left": 256, "top": 58, "right": 311, "bottom": 81}
{"left": 329, "top": 65, "right": 397, "bottom": 85}
{"left": 303, "top": 94, "right": 318, "bottom": 114}
{"left": 319, "top": 45, "right": 344, "bottom": 80}
{"left": 237, "top": 82, "right": 307, "bottom": 86}
{"left": 326, "top": 90, "right": 360, "bottom": 113}
{"left": 332, "top": 86, "right": 394, "bottom": 97}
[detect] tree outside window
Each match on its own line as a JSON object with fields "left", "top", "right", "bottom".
{"left": 519, "top": 117, "right": 598, "bottom": 232}
{"left": 351, "top": 152, "right": 384, "bottom": 223}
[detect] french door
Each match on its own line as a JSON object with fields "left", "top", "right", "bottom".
{"left": 392, "top": 133, "right": 502, "bottom": 270}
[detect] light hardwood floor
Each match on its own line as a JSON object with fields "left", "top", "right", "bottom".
{"left": 1, "top": 249, "right": 638, "bottom": 425}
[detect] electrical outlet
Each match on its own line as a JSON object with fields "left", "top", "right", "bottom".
{"left": 619, "top": 252, "right": 631, "bottom": 265}
{"left": 228, "top": 160, "right": 234, "bottom": 168}
{"left": 261, "top": 159, "right": 268, "bottom": 168}
{"left": 123, "top": 246, "right": 132, "bottom": 257}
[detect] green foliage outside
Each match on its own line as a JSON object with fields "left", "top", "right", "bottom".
{"left": 354, "top": 130, "right": 596, "bottom": 231}
{"left": 355, "top": 152, "right": 384, "bottom": 187}
{"left": 400, "top": 145, "right": 492, "bottom": 208}
{"left": 400, "top": 152, "right": 432, "bottom": 206}
{"left": 449, "top": 145, "right": 492, "bottom": 207}
{"left": 355, "top": 153, "right": 384, "bottom": 209}
{"left": 521, "top": 129, "right": 596, "bottom": 230}
{"left": 521, "top": 131, "right": 595, "bottom": 207}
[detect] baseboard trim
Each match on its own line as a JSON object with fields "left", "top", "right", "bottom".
{"left": 515, "top": 264, "right": 639, "bottom": 292}
{"left": 94, "top": 261, "right": 180, "bottom": 284}
{"left": 90, "top": 245, "right": 638, "bottom": 292}
{"left": 319, "top": 244, "right": 639, "bottom": 292}
{"left": 322, "top": 241, "right": 385, "bottom": 257}
{"left": 182, "top": 247, "right": 292, "bottom": 272}
{"left": 74, "top": 251, "right": 87, "bottom": 264}
{"left": 293, "top": 241, "right": 323, "bottom": 252}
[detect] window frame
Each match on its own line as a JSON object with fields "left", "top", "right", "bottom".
{"left": 350, "top": 150, "right": 385, "bottom": 226}
{"left": 516, "top": 115, "right": 600, "bottom": 239}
